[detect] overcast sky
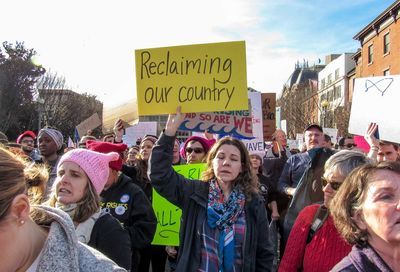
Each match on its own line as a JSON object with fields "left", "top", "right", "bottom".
{"left": 0, "top": 0, "right": 394, "bottom": 107}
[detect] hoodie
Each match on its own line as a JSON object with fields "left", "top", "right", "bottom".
{"left": 32, "top": 206, "right": 125, "bottom": 271}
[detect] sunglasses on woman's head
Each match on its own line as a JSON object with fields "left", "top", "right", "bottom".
{"left": 185, "top": 147, "right": 204, "bottom": 154}
{"left": 321, "top": 177, "right": 342, "bottom": 191}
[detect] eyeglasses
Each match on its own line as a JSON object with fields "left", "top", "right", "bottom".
{"left": 342, "top": 143, "right": 357, "bottom": 149}
{"left": 21, "top": 140, "right": 34, "bottom": 144}
{"left": 185, "top": 147, "right": 204, "bottom": 154}
{"left": 321, "top": 177, "right": 342, "bottom": 191}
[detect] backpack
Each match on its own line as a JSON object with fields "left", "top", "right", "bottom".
{"left": 307, "top": 204, "right": 329, "bottom": 244}
{"left": 283, "top": 148, "right": 334, "bottom": 244}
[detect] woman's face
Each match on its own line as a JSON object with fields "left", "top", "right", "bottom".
{"left": 186, "top": 141, "right": 206, "bottom": 164}
{"left": 322, "top": 171, "right": 345, "bottom": 207}
{"left": 140, "top": 140, "right": 154, "bottom": 161}
{"left": 212, "top": 144, "right": 242, "bottom": 184}
{"left": 55, "top": 161, "right": 89, "bottom": 204}
{"left": 128, "top": 148, "right": 138, "bottom": 164}
{"left": 357, "top": 170, "right": 400, "bottom": 247}
{"left": 249, "top": 155, "right": 261, "bottom": 170}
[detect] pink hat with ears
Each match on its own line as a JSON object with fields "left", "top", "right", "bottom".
{"left": 58, "top": 149, "right": 120, "bottom": 194}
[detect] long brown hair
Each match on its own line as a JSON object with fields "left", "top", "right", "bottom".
{"left": 201, "top": 137, "right": 259, "bottom": 200}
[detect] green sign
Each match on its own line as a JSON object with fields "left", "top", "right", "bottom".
{"left": 152, "top": 163, "right": 206, "bottom": 246}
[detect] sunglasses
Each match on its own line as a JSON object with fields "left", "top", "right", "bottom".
{"left": 342, "top": 143, "right": 357, "bottom": 148}
{"left": 321, "top": 177, "right": 342, "bottom": 191}
{"left": 185, "top": 147, "right": 204, "bottom": 154}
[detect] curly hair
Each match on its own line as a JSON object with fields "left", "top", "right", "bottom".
{"left": 201, "top": 137, "right": 259, "bottom": 201}
{"left": 330, "top": 161, "right": 400, "bottom": 246}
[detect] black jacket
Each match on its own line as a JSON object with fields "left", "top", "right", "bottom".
{"left": 100, "top": 173, "right": 157, "bottom": 250}
{"left": 89, "top": 212, "right": 131, "bottom": 269}
{"left": 148, "top": 132, "right": 275, "bottom": 272}
{"left": 121, "top": 164, "right": 153, "bottom": 201}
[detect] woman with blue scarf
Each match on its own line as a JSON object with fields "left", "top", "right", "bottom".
{"left": 148, "top": 107, "right": 275, "bottom": 272}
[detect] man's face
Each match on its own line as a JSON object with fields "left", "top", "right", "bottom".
{"left": 20, "top": 136, "right": 35, "bottom": 152}
{"left": 38, "top": 133, "right": 58, "bottom": 157}
{"left": 340, "top": 138, "right": 356, "bottom": 150}
{"left": 377, "top": 144, "right": 399, "bottom": 162}
{"left": 304, "top": 128, "right": 323, "bottom": 150}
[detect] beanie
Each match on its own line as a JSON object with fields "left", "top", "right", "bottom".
{"left": 17, "top": 130, "right": 36, "bottom": 144}
{"left": 181, "top": 136, "right": 215, "bottom": 160}
{"left": 58, "top": 149, "right": 119, "bottom": 194}
{"left": 140, "top": 134, "right": 158, "bottom": 145}
{"left": 86, "top": 140, "right": 127, "bottom": 171}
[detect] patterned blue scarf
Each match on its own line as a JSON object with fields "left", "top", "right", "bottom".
{"left": 207, "top": 179, "right": 245, "bottom": 272}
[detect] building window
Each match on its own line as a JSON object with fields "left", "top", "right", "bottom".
{"left": 321, "top": 79, "right": 325, "bottom": 89}
{"left": 383, "top": 69, "right": 390, "bottom": 76}
{"left": 335, "top": 69, "right": 339, "bottom": 80}
{"left": 368, "top": 44, "right": 374, "bottom": 64}
{"left": 383, "top": 33, "right": 390, "bottom": 54}
{"left": 327, "top": 74, "right": 332, "bottom": 84}
{"left": 334, "top": 85, "right": 342, "bottom": 99}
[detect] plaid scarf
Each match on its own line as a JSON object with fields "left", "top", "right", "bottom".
{"left": 207, "top": 179, "right": 245, "bottom": 272}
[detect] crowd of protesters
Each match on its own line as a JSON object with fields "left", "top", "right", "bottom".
{"left": 1, "top": 113, "right": 400, "bottom": 271}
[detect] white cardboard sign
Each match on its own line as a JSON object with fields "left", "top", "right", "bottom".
{"left": 242, "top": 91, "right": 264, "bottom": 157}
{"left": 122, "top": 122, "right": 157, "bottom": 147}
{"left": 349, "top": 76, "right": 400, "bottom": 143}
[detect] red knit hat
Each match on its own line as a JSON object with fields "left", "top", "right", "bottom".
{"left": 86, "top": 140, "right": 127, "bottom": 171}
{"left": 181, "top": 136, "right": 215, "bottom": 160}
{"left": 17, "top": 131, "right": 36, "bottom": 144}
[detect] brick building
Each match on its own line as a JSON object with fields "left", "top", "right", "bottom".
{"left": 353, "top": 1, "right": 400, "bottom": 77}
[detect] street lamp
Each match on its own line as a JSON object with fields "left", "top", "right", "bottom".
{"left": 37, "top": 97, "right": 45, "bottom": 131}
{"left": 321, "top": 99, "right": 329, "bottom": 127}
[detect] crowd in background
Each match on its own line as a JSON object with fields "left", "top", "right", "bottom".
{"left": 1, "top": 116, "right": 400, "bottom": 271}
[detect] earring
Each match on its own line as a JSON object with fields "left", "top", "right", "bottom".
{"left": 20, "top": 219, "right": 25, "bottom": 225}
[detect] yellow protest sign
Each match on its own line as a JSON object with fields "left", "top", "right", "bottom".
{"left": 135, "top": 41, "right": 248, "bottom": 115}
{"left": 152, "top": 163, "right": 206, "bottom": 246}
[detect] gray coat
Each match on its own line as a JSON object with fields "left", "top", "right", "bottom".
{"left": 33, "top": 206, "right": 125, "bottom": 271}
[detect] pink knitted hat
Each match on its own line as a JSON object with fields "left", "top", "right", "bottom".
{"left": 58, "top": 149, "right": 120, "bottom": 194}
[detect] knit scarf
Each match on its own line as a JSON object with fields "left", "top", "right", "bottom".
{"left": 207, "top": 179, "right": 245, "bottom": 272}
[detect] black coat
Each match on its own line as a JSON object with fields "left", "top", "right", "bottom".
{"left": 100, "top": 173, "right": 157, "bottom": 250}
{"left": 148, "top": 132, "right": 275, "bottom": 272}
{"left": 89, "top": 212, "right": 131, "bottom": 269}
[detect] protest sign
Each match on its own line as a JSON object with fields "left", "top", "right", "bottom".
{"left": 323, "top": 127, "right": 338, "bottom": 144}
{"left": 296, "top": 133, "right": 304, "bottom": 149}
{"left": 349, "top": 76, "right": 400, "bottom": 143}
{"left": 242, "top": 91, "right": 264, "bottom": 156}
{"left": 152, "top": 163, "right": 206, "bottom": 246}
{"left": 261, "top": 93, "right": 276, "bottom": 141}
{"left": 76, "top": 113, "right": 102, "bottom": 138}
{"left": 122, "top": 122, "right": 157, "bottom": 147}
{"left": 135, "top": 41, "right": 248, "bottom": 115}
{"left": 179, "top": 107, "right": 253, "bottom": 139}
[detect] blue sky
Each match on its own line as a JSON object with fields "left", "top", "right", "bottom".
{"left": 0, "top": 0, "right": 396, "bottom": 107}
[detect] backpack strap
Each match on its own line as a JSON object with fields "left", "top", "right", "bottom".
{"left": 306, "top": 205, "right": 329, "bottom": 244}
